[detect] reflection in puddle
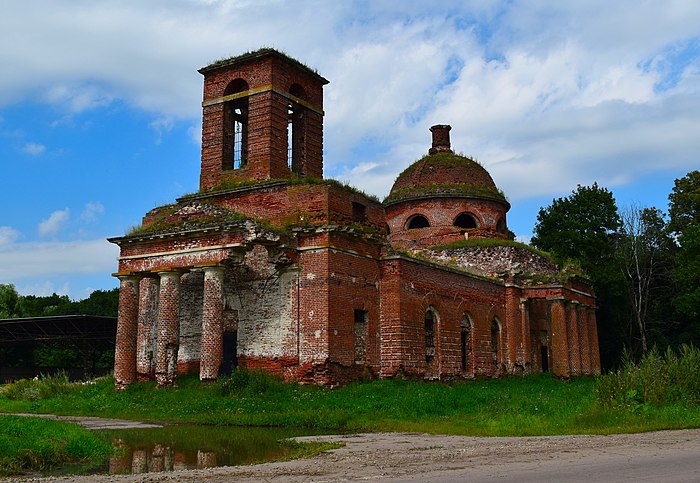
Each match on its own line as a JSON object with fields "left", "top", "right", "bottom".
{"left": 94, "top": 425, "right": 325, "bottom": 475}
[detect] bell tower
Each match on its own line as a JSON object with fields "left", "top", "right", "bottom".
{"left": 198, "top": 49, "right": 329, "bottom": 191}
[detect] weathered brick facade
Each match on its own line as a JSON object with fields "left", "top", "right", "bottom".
{"left": 109, "top": 49, "right": 600, "bottom": 388}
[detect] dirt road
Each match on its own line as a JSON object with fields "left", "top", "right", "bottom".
{"left": 15, "top": 428, "right": 700, "bottom": 482}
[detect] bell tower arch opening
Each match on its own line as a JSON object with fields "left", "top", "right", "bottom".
{"left": 198, "top": 49, "right": 329, "bottom": 190}
{"left": 222, "top": 78, "right": 249, "bottom": 171}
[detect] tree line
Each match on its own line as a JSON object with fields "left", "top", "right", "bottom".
{"left": 0, "top": 286, "right": 118, "bottom": 319}
{"left": 531, "top": 170, "right": 700, "bottom": 368}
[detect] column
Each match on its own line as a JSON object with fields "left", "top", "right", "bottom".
{"left": 136, "top": 276, "right": 159, "bottom": 381}
{"left": 520, "top": 299, "right": 531, "bottom": 369}
{"left": 156, "top": 271, "right": 181, "bottom": 387}
{"left": 504, "top": 284, "right": 521, "bottom": 373}
{"left": 567, "top": 302, "right": 581, "bottom": 375}
{"left": 588, "top": 308, "right": 601, "bottom": 374}
{"left": 114, "top": 275, "right": 140, "bottom": 390}
{"left": 579, "top": 306, "right": 592, "bottom": 374}
{"left": 549, "top": 298, "right": 570, "bottom": 378}
{"left": 200, "top": 266, "right": 225, "bottom": 381}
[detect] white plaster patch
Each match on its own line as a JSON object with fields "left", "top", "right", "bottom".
{"left": 315, "top": 330, "right": 321, "bottom": 339}
{"left": 306, "top": 272, "right": 316, "bottom": 280}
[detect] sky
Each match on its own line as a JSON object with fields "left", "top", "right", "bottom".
{"left": 1, "top": 0, "right": 699, "bottom": 300}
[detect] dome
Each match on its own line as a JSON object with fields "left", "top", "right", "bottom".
{"left": 384, "top": 125, "right": 508, "bottom": 207}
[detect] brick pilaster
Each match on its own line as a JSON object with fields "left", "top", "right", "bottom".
{"left": 520, "top": 299, "right": 531, "bottom": 369}
{"left": 579, "top": 306, "right": 592, "bottom": 374}
{"left": 114, "top": 275, "right": 140, "bottom": 390}
{"left": 550, "top": 298, "right": 570, "bottom": 378}
{"left": 567, "top": 302, "right": 581, "bottom": 375}
{"left": 588, "top": 309, "right": 601, "bottom": 374}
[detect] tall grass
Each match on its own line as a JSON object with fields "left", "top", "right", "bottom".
{"left": 3, "top": 371, "right": 76, "bottom": 401}
{"left": 0, "top": 415, "right": 112, "bottom": 476}
{"left": 596, "top": 344, "right": 700, "bottom": 409}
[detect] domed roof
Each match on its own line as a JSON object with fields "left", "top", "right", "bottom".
{"left": 384, "top": 125, "right": 508, "bottom": 207}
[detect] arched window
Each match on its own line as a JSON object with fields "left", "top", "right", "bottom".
{"left": 496, "top": 218, "right": 507, "bottom": 234}
{"left": 460, "top": 313, "right": 473, "bottom": 372}
{"left": 223, "top": 79, "right": 249, "bottom": 170}
{"left": 425, "top": 308, "right": 437, "bottom": 364}
{"left": 454, "top": 212, "right": 478, "bottom": 229}
{"left": 491, "top": 319, "right": 501, "bottom": 363}
{"left": 287, "top": 84, "right": 307, "bottom": 174}
{"left": 406, "top": 214, "right": 430, "bottom": 230}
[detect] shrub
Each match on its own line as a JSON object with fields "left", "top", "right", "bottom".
{"left": 596, "top": 344, "right": 700, "bottom": 409}
{"left": 3, "top": 372, "right": 74, "bottom": 401}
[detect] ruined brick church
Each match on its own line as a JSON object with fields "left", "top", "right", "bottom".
{"left": 110, "top": 49, "right": 600, "bottom": 389}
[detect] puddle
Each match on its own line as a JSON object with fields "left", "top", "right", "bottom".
{"left": 54, "top": 425, "right": 329, "bottom": 476}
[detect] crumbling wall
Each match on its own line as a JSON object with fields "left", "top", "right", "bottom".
{"left": 225, "top": 244, "right": 299, "bottom": 378}
{"left": 178, "top": 271, "right": 204, "bottom": 374}
{"left": 424, "top": 245, "right": 559, "bottom": 278}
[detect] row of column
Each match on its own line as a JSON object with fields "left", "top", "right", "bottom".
{"left": 114, "top": 266, "right": 225, "bottom": 390}
{"left": 550, "top": 298, "right": 601, "bottom": 377}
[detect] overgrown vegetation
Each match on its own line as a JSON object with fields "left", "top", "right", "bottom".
{"left": 0, "top": 415, "right": 112, "bottom": 476}
{"left": 596, "top": 344, "right": 700, "bottom": 410}
{"left": 3, "top": 371, "right": 700, "bottom": 437}
{"left": 3, "top": 371, "right": 76, "bottom": 401}
{"left": 197, "top": 175, "right": 380, "bottom": 203}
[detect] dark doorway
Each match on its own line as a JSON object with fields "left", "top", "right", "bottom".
{"left": 540, "top": 345, "right": 549, "bottom": 372}
{"left": 220, "top": 331, "right": 238, "bottom": 376}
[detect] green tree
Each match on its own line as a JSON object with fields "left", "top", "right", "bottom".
{"left": 16, "top": 293, "right": 72, "bottom": 317}
{"left": 668, "top": 170, "right": 700, "bottom": 236}
{"left": 0, "top": 284, "right": 20, "bottom": 318}
{"left": 532, "top": 183, "right": 627, "bottom": 368}
{"left": 531, "top": 183, "right": 621, "bottom": 269}
{"left": 674, "top": 224, "right": 700, "bottom": 324}
{"left": 72, "top": 288, "right": 119, "bottom": 316}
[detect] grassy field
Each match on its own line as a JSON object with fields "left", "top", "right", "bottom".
{"left": 2, "top": 346, "right": 700, "bottom": 476}
{"left": 2, "top": 371, "right": 700, "bottom": 437}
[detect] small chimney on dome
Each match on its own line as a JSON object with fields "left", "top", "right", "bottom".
{"left": 429, "top": 124, "right": 452, "bottom": 154}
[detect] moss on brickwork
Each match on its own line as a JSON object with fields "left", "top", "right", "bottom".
{"left": 384, "top": 182, "right": 508, "bottom": 204}
{"left": 125, "top": 202, "right": 269, "bottom": 237}
{"left": 386, "top": 152, "right": 508, "bottom": 205}
{"left": 199, "top": 47, "right": 324, "bottom": 79}
{"left": 200, "top": 176, "right": 380, "bottom": 203}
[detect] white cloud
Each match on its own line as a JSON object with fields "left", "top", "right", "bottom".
{"left": 22, "top": 142, "right": 46, "bottom": 156}
{"left": 38, "top": 209, "right": 70, "bottom": 237}
{"left": 0, "top": 226, "right": 20, "bottom": 248}
{"left": 15, "top": 281, "right": 71, "bottom": 297}
{"left": 149, "top": 116, "right": 175, "bottom": 144}
{"left": 0, "top": 239, "right": 118, "bottom": 281}
{"left": 0, "top": 0, "right": 698, "bottom": 205}
{"left": 80, "top": 202, "right": 105, "bottom": 222}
